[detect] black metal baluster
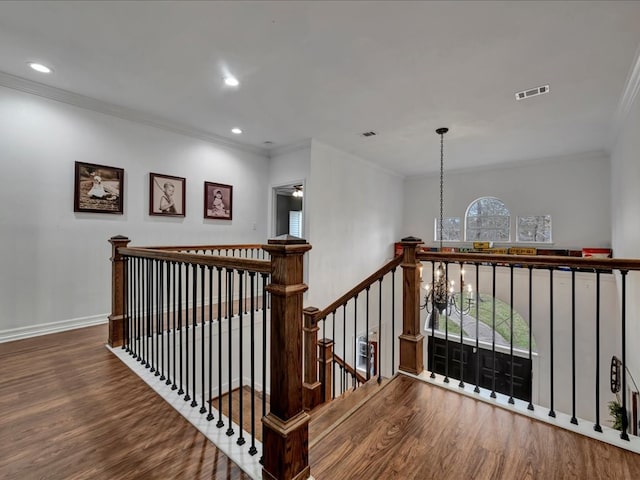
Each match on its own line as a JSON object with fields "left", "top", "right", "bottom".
{"left": 159, "top": 260, "right": 165, "bottom": 381}
{"left": 549, "top": 268, "right": 555, "bottom": 418}
{"left": 237, "top": 271, "right": 246, "bottom": 446}
{"left": 200, "top": 265, "right": 207, "bottom": 414}
{"left": 508, "top": 265, "right": 514, "bottom": 404}
{"left": 570, "top": 268, "right": 578, "bottom": 424}
{"left": 353, "top": 295, "right": 358, "bottom": 389}
{"left": 146, "top": 258, "right": 152, "bottom": 369}
{"left": 184, "top": 263, "right": 191, "bottom": 403}
{"left": 594, "top": 270, "right": 602, "bottom": 432}
{"left": 527, "top": 266, "right": 534, "bottom": 410}
{"left": 430, "top": 261, "right": 436, "bottom": 379}
{"left": 190, "top": 264, "right": 198, "bottom": 408}
{"left": 207, "top": 266, "right": 214, "bottom": 421}
{"left": 391, "top": 267, "right": 396, "bottom": 376}
{"left": 217, "top": 267, "right": 224, "bottom": 429}
{"left": 474, "top": 263, "right": 480, "bottom": 394}
{"left": 620, "top": 270, "right": 629, "bottom": 441}
{"left": 332, "top": 311, "right": 337, "bottom": 399}
{"left": 132, "top": 257, "right": 137, "bottom": 359}
{"left": 154, "top": 259, "right": 161, "bottom": 377}
{"left": 152, "top": 259, "right": 157, "bottom": 374}
{"left": 342, "top": 304, "right": 347, "bottom": 395}
{"left": 490, "top": 264, "right": 496, "bottom": 398}
{"left": 178, "top": 264, "right": 184, "bottom": 396}
{"left": 138, "top": 257, "right": 143, "bottom": 362}
{"left": 123, "top": 256, "right": 129, "bottom": 351}
{"left": 171, "top": 262, "right": 178, "bottom": 390}
{"left": 128, "top": 257, "right": 134, "bottom": 356}
{"left": 378, "top": 278, "right": 383, "bottom": 384}
{"left": 249, "top": 272, "right": 258, "bottom": 455}
{"left": 164, "top": 261, "right": 171, "bottom": 385}
{"left": 226, "top": 269, "right": 234, "bottom": 437}
{"left": 459, "top": 263, "right": 465, "bottom": 389}
{"left": 365, "top": 287, "right": 370, "bottom": 382}
{"left": 444, "top": 262, "right": 450, "bottom": 384}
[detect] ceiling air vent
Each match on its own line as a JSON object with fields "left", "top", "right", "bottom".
{"left": 361, "top": 131, "right": 377, "bottom": 137}
{"left": 515, "top": 84, "right": 550, "bottom": 101}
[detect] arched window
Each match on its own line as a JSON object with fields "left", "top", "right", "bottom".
{"left": 465, "top": 197, "right": 510, "bottom": 242}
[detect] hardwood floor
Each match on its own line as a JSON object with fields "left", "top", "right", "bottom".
{"left": 213, "top": 386, "right": 269, "bottom": 443}
{"left": 5, "top": 325, "right": 640, "bottom": 480}
{"left": 310, "top": 374, "right": 640, "bottom": 479}
{"left": 0, "top": 324, "right": 248, "bottom": 480}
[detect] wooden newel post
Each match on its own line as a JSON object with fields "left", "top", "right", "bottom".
{"left": 303, "top": 306, "right": 322, "bottom": 411}
{"left": 398, "top": 236, "right": 424, "bottom": 375}
{"left": 318, "top": 338, "right": 334, "bottom": 403}
{"left": 108, "top": 235, "right": 131, "bottom": 348}
{"left": 262, "top": 235, "right": 312, "bottom": 480}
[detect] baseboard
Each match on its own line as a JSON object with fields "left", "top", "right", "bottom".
{"left": 0, "top": 314, "right": 108, "bottom": 343}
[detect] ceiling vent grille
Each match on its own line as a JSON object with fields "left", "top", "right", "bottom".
{"left": 361, "top": 131, "right": 377, "bottom": 137}
{"left": 515, "top": 84, "right": 550, "bottom": 101}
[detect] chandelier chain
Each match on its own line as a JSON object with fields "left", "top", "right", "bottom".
{"left": 439, "top": 130, "right": 444, "bottom": 251}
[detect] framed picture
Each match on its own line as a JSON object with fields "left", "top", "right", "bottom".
{"left": 204, "top": 182, "right": 233, "bottom": 220}
{"left": 149, "top": 173, "right": 186, "bottom": 217}
{"left": 74, "top": 161, "right": 124, "bottom": 214}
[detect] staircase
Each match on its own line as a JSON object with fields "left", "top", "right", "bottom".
{"left": 309, "top": 377, "right": 392, "bottom": 448}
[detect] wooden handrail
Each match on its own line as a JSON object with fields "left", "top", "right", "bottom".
{"left": 417, "top": 251, "right": 640, "bottom": 271}
{"left": 135, "top": 243, "right": 264, "bottom": 252}
{"left": 311, "top": 255, "right": 402, "bottom": 321}
{"left": 333, "top": 353, "right": 367, "bottom": 385}
{"left": 119, "top": 247, "right": 271, "bottom": 273}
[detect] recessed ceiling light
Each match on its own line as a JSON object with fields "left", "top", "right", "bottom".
{"left": 231, "top": 127, "right": 242, "bottom": 134}
{"left": 29, "top": 62, "right": 52, "bottom": 74}
{"left": 224, "top": 76, "right": 239, "bottom": 87}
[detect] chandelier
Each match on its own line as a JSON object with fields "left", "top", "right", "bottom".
{"left": 421, "top": 127, "right": 473, "bottom": 326}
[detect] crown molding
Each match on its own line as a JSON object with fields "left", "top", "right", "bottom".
{"left": 0, "top": 70, "right": 268, "bottom": 157}
{"left": 268, "top": 138, "right": 312, "bottom": 158}
{"left": 610, "top": 42, "right": 640, "bottom": 148}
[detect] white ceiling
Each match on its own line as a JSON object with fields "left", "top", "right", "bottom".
{"left": 0, "top": 0, "right": 639, "bottom": 175}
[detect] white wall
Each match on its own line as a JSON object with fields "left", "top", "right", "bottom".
{"left": 0, "top": 86, "right": 269, "bottom": 339}
{"left": 611, "top": 77, "right": 640, "bottom": 389}
{"left": 403, "top": 151, "right": 611, "bottom": 249}
{"left": 306, "top": 139, "right": 403, "bottom": 309}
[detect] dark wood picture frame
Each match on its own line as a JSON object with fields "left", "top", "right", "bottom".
{"left": 74, "top": 161, "right": 124, "bottom": 214}
{"left": 204, "top": 182, "right": 233, "bottom": 220}
{"left": 149, "top": 173, "right": 186, "bottom": 217}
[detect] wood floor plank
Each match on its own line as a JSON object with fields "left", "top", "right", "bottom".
{"left": 309, "top": 374, "right": 640, "bottom": 479}
{"left": 0, "top": 325, "right": 249, "bottom": 480}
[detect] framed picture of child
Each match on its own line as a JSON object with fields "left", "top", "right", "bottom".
{"left": 149, "top": 173, "right": 186, "bottom": 217}
{"left": 204, "top": 182, "right": 233, "bottom": 220}
{"left": 74, "top": 161, "right": 124, "bottom": 214}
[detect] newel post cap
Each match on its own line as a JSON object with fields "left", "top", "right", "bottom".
{"left": 400, "top": 236, "right": 423, "bottom": 244}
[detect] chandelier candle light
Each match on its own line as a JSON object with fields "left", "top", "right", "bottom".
{"left": 421, "top": 127, "right": 473, "bottom": 327}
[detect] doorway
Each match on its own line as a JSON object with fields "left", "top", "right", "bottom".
{"left": 273, "top": 183, "right": 304, "bottom": 237}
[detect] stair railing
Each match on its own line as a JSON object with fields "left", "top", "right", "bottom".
{"left": 302, "top": 252, "right": 403, "bottom": 410}
{"left": 108, "top": 235, "right": 311, "bottom": 480}
{"left": 414, "top": 241, "right": 640, "bottom": 445}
